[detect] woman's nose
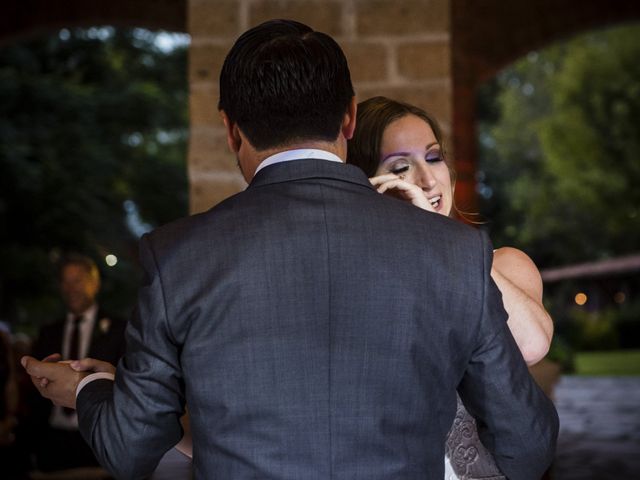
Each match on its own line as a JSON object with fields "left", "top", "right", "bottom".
{"left": 416, "top": 163, "right": 437, "bottom": 190}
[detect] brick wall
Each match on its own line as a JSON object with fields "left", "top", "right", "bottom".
{"left": 187, "top": 0, "right": 452, "bottom": 213}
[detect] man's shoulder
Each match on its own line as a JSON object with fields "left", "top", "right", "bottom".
{"left": 149, "top": 192, "right": 245, "bottom": 239}
{"left": 380, "top": 195, "right": 484, "bottom": 245}
{"left": 140, "top": 188, "right": 262, "bottom": 268}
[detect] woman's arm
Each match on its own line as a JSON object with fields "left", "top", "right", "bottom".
{"left": 491, "top": 247, "right": 553, "bottom": 365}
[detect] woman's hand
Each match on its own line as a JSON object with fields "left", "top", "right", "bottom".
{"left": 369, "top": 174, "right": 435, "bottom": 212}
{"left": 69, "top": 357, "right": 117, "bottom": 375}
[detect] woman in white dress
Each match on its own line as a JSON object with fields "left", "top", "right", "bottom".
{"left": 347, "top": 96, "right": 554, "bottom": 479}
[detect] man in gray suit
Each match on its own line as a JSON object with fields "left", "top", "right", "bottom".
{"left": 23, "top": 19, "right": 558, "bottom": 480}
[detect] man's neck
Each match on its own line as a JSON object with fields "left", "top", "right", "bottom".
{"left": 258, "top": 140, "right": 345, "bottom": 163}
{"left": 240, "top": 139, "right": 346, "bottom": 182}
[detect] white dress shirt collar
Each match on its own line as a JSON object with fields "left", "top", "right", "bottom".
{"left": 66, "top": 302, "right": 98, "bottom": 323}
{"left": 254, "top": 148, "right": 343, "bottom": 175}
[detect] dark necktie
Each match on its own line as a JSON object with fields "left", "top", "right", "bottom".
{"left": 63, "top": 315, "right": 83, "bottom": 416}
{"left": 67, "top": 315, "right": 83, "bottom": 360}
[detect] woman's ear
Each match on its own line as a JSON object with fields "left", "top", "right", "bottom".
{"left": 220, "top": 111, "right": 242, "bottom": 153}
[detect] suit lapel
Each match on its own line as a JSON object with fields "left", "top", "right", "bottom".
{"left": 87, "top": 308, "right": 108, "bottom": 356}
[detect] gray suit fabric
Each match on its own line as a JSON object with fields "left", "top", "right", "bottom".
{"left": 77, "top": 159, "right": 558, "bottom": 479}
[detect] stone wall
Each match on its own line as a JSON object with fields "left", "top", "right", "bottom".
{"left": 187, "top": 0, "right": 452, "bottom": 213}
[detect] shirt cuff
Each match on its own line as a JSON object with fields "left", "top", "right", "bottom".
{"left": 76, "top": 372, "right": 115, "bottom": 398}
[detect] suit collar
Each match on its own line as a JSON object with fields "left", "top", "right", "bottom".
{"left": 66, "top": 303, "right": 98, "bottom": 324}
{"left": 254, "top": 148, "right": 342, "bottom": 175}
{"left": 248, "top": 158, "right": 374, "bottom": 191}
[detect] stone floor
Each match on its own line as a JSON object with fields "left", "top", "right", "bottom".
{"left": 552, "top": 376, "right": 640, "bottom": 479}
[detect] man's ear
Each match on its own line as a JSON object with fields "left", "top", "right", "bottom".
{"left": 341, "top": 96, "right": 358, "bottom": 140}
{"left": 220, "top": 110, "right": 242, "bottom": 153}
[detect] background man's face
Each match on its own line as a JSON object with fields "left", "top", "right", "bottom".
{"left": 60, "top": 264, "right": 99, "bottom": 315}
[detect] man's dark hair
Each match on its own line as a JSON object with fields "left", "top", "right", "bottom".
{"left": 218, "top": 19, "right": 354, "bottom": 151}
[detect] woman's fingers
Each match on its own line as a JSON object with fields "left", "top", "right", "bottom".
{"left": 372, "top": 176, "right": 419, "bottom": 195}
{"left": 370, "top": 176, "right": 434, "bottom": 212}
{"left": 69, "top": 358, "right": 116, "bottom": 375}
{"left": 369, "top": 173, "right": 399, "bottom": 187}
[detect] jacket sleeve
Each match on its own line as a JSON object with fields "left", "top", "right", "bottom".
{"left": 457, "top": 231, "right": 559, "bottom": 480}
{"left": 77, "top": 234, "right": 185, "bottom": 480}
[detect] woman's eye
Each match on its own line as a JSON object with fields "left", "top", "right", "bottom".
{"left": 426, "top": 152, "right": 443, "bottom": 163}
{"left": 390, "top": 164, "right": 410, "bottom": 175}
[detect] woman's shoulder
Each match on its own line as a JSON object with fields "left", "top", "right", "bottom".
{"left": 493, "top": 246, "right": 543, "bottom": 296}
{"left": 493, "top": 246, "right": 536, "bottom": 267}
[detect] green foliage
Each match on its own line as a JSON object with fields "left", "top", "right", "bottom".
{"left": 573, "top": 350, "right": 640, "bottom": 376}
{"left": 0, "top": 27, "right": 189, "bottom": 327}
{"left": 545, "top": 335, "right": 575, "bottom": 373}
{"left": 477, "top": 24, "right": 640, "bottom": 267}
{"left": 565, "top": 307, "right": 620, "bottom": 351}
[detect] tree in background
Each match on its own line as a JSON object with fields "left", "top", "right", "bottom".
{"left": 477, "top": 24, "right": 640, "bottom": 268}
{"left": 477, "top": 24, "right": 640, "bottom": 354}
{"left": 0, "top": 27, "right": 189, "bottom": 330}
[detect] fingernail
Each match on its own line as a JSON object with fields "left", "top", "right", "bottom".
{"left": 21, "top": 357, "right": 27, "bottom": 368}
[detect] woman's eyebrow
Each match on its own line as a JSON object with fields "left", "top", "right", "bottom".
{"left": 381, "top": 151, "right": 410, "bottom": 162}
{"left": 381, "top": 143, "right": 440, "bottom": 163}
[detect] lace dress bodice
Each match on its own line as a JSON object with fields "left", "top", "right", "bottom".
{"left": 444, "top": 395, "right": 506, "bottom": 480}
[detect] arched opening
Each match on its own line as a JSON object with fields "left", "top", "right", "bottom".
{"left": 451, "top": 0, "right": 640, "bottom": 214}
{"left": 475, "top": 22, "right": 640, "bottom": 476}
{"left": 476, "top": 21, "right": 640, "bottom": 360}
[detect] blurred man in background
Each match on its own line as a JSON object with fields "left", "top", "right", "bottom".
{"left": 27, "top": 254, "right": 126, "bottom": 472}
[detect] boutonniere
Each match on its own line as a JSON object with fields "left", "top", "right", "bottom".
{"left": 98, "top": 318, "right": 111, "bottom": 334}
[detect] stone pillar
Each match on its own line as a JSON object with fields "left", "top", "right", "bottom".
{"left": 187, "top": 0, "right": 246, "bottom": 214}
{"left": 187, "top": 0, "right": 453, "bottom": 213}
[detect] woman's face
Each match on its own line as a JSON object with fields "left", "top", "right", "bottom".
{"left": 376, "top": 114, "right": 452, "bottom": 216}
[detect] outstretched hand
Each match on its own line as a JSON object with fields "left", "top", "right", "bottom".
{"left": 21, "top": 356, "right": 89, "bottom": 409}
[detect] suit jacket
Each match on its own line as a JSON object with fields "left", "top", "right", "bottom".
{"left": 31, "top": 308, "right": 126, "bottom": 424}
{"left": 77, "top": 159, "right": 558, "bottom": 480}
{"left": 33, "top": 308, "right": 126, "bottom": 365}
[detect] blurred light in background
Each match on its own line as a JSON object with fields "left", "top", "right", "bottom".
{"left": 613, "top": 292, "right": 626, "bottom": 304}
{"left": 575, "top": 292, "right": 588, "bottom": 306}
{"left": 105, "top": 254, "right": 118, "bottom": 267}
